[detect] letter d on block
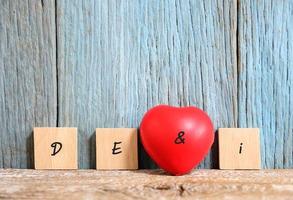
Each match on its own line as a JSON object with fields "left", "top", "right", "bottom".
{"left": 51, "top": 142, "right": 62, "bottom": 156}
{"left": 34, "top": 127, "right": 78, "bottom": 169}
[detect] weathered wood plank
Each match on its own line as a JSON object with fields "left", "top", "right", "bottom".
{"left": 238, "top": 0, "right": 293, "bottom": 168}
{"left": 0, "top": 0, "right": 57, "bottom": 168}
{"left": 57, "top": 0, "right": 237, "bottom": 169}
{"left": 0, "top": 169, "right": 293, "bottom": 199}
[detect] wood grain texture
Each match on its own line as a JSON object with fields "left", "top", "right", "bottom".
{"left": 238, "top": 0, "right": 293, "bottom": 168}
{"left": 0, "top": 169, "right": 293, "bottom": 199}
{"left": 1, "top": 0, "right": 293, "bottom": 170}
{"left": 0, "top": 0, "right": 57, "bottom": 168}
{"left": 57, "top": 0, "right": 237, "bottom": 169}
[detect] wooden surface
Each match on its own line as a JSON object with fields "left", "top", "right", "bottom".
{"left": 0, "top": 0, "right": 292, "bottom": 169}
{"left": 0, "top": 0, "right": 57, "bottom": 168}
{"left": 34, "top": 128, "right": 77, "bottom": 169}
{"left": 56, "top": 0, "right": 237, "bottom": 169}
{"left": 0, "top": 169, "right": 292, "bottom": 199}
{"left": 237, "top": 0, "right": 293, "bottom": 168}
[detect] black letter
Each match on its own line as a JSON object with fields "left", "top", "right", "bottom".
{"left": 112, "top": 141, "right": 122, "bottom": 155}
{"left": 51, "top": 142, "right": 62, "bottom": 156}
{"left": 174, "top": 131, "right": 185, "bottom": 144}
{"left": 239, "top": 143, "right": 243, "bottom": 154}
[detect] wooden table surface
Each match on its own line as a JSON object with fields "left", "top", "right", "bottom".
{"left": 0, "top": 169, "right": 292, "bottom": 200}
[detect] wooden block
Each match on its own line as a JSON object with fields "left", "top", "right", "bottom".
{"left": 34, "top": 127, "right": 78, "bottom": 169}
{"left": 219, "top": 128, "right": 261, "bottom": 169}
{"left": 96, "top": 128, "right": 138, "bottom": 170}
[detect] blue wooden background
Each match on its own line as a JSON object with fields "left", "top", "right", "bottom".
{"left": 0, "top": 0, "right": 292, "bottom": 169}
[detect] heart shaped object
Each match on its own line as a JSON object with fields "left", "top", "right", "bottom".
{"left": 140, "top": 105, "right": 214, "bottom": 175}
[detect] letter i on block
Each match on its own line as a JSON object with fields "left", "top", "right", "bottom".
{"left": 34, "top": 127, "right": 78, "bottom": 169}
{"left": 218, "top": 128, "right": 261, "bottom": 169}
{"left": 96, "top": 128, "right": 138, "bottom": 170}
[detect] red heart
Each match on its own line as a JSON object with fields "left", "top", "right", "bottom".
{"left": 140, "top": 105, "right": 214, "bottom": 175}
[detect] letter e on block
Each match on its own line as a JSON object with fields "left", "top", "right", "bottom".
{"left": 96, "top": 128, "right": 138, "bottom": 170}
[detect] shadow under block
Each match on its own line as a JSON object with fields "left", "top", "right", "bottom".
{"left": 96, "top": 128, "right": 138, "bottom": 170}
{"left": 34, "top": 127, "right": 78, "bottom": 169}
{"left": 219, "top": 128, "right": 261, "bottom": 169}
